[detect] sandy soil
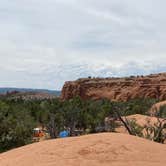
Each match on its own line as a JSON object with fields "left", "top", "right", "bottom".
{"left": 0, "top": 133, "right": 166, "bottom": 166}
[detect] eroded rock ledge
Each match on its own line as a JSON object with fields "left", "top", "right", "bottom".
{"left": 61, "top": 73, "right": 166, "bottom": 101}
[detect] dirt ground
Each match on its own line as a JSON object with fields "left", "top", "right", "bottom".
{"left": 0, "top": 133, "right": 166, "bottom": 166}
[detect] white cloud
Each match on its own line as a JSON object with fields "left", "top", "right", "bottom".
{"left": 0, "top": 0, "right": 166, "bottom": 90}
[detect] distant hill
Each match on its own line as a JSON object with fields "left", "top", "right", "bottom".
{"left": 0, "top": 88, "right": 61, "bottom": 96}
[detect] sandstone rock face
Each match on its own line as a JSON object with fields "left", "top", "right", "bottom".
{"left": 149, "top": 100, "right": 166, "bottom": 116}
{"left": 61, "top": 73, "right": 166, "bottom": 101}
{"left": 1, "top": 133, "right": 166, "bottom": 166}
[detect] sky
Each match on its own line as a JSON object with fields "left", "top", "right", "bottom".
{"left": 0, "top": 0, "right": 166, "bottom": 90}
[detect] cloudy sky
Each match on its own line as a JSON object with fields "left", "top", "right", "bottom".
{"left": 0, "top": 0, "right": 166, "bottom": 90}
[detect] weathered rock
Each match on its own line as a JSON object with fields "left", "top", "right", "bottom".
{"left": 61, "top": 73, "right": 166, "bottom": 101}
{"left": 149, "top": 100, "right": 166, "bottom": 116}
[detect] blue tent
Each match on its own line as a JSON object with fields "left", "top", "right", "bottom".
{"left": 59, "top": 130, "right": 69, "bottom": 138}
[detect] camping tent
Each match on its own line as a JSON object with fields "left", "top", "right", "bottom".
{"left": 59, "top": 130, "right": 69, "bottom": 138}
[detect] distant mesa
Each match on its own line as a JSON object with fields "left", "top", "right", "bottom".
{"left": 0, "top": 88, "right": 61, "bottom": 100}
{"left": 61, "top": 72, "right": 166, "bottom": 101}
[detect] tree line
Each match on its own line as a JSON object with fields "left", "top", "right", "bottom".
{"left": 0, "top": 96, "right": 164, "bottom": 152}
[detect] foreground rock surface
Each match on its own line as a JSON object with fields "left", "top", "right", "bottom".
{"left": 1, "top": 133, "right": 166, "bottom": 166}
{"left": 61, "top": 73, "right": 166, "bottom": 101}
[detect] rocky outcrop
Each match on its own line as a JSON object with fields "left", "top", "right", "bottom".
{"left": 61, "top": 73, "right": 166, "bottom": 101}
{"left": 149, "top": 100, "right": 166, "bottom": 116}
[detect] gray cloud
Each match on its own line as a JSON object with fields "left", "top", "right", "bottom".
{"left": 0, "top": 0, "right": 166, "bottom": 89}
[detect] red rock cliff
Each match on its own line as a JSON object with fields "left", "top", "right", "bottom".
{"left": 61, "top": 73, "right": 166, "bottom": 101}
